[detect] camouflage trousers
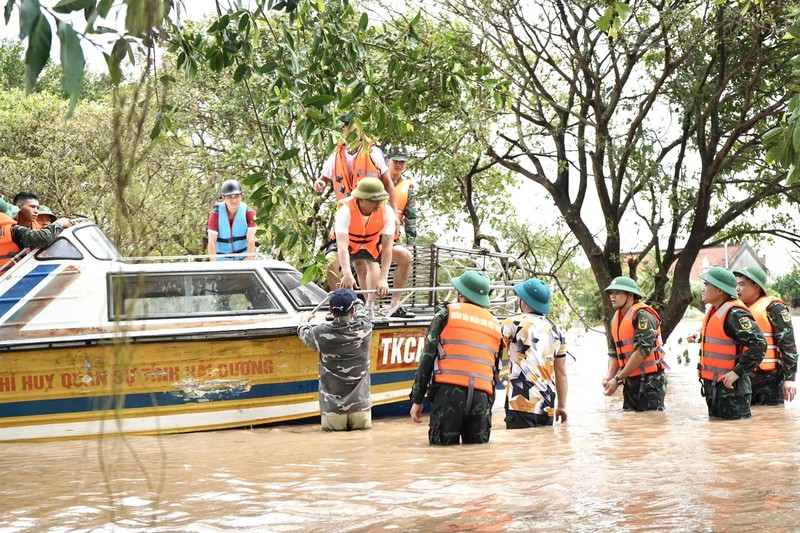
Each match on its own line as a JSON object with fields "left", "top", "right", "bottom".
{"left": 428, "top": 384, "right": 492, "bottom": 445}
{"left": 622, "top": 370, "right": 667, "bottom": 412}
{"left": 701, "top": 377, "right": 752, "bottom": 420}
{"left": 751, "top": 370, "right": 784, "bottom": 406}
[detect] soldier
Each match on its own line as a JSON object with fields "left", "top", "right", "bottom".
{"left": 297, "top": 289, "right": 373, "bottom": 431}
{"left": 384, "top": 145, "right": 416, "bottom": 318}
{"left": 1, "top": 212, "right": 72, "bottom": 272}
{"left": 733, "top": 266, "right": 797, "bottom": 405}
{"left": 689, "top": 267, "right": 766, "bottom": 420}
{"left": 13, "top": 192, "right": 42, "bottom": 229}
{"left": 502, "top": 277, "right": 568, "bottom": 428}
{"left": 37, "top": 206, "right": 58, "bottom": 229}
{"left": 409, "top": 271, "right": 503, "bottom": 445}
{"left": 601, "top": 276, "right": 668, "bottom": 411}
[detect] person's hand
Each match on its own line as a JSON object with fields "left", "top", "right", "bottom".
{"left": 555, "top": 407, "right": 567, "bottom": 423}
{"left": 299, "top": 311, "right": 314, "bottom": 323}
{"left": 603, "top": 379, "right": 619, "bottom": 396}
{"left": 687, "top": 331, "right": 700, "bottom": 343}
{"left": 54, "top": 217, "right": 72, "bottom": 228}
{"left": 314, "top": 178, "right": 328, "bottom": 193}
{"left": 601, "top": 376, "right": 611, "bottom": 387}
{"left": 340, "top": 272, "right": 356, "bottom": 290}
{"left": 375, "top": 277, "right": 389, "bottom": 298}
{"left": 784, "top": 380, "right": 796, "bottom": 402}
{"left": 410, "top": 403, "right": 423, "bottom": 423}
{"left": 721, "top": 370, "right": 739, "bottom": 389}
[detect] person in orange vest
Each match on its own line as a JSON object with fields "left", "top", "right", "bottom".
{"left": 409, "top": 271, "right": 503, "bottom": 445}
{"left": 207, "top": 180, "right": 257, "bottom": 261}
{"left": 334, "top": 178, "right": 395, "bottom": 309}
{"left": 13, "top": 192, "right": 44, "bottom": 229}
{"left": 601, "top": 276, "right": 668, "bottom": 411}
{"left": 1, "top": 212, "right": 72, "bottom": 273}
{"left": 383, "top": 145, "right": 417, "bottom": 318}
{"left": 502, "top": 277, "right": 568, "bottom": 427}
{"left": 689, "top": 266, "right": 766, "bottom": 419}
{"left": 733, "top": 266, "right": 797, "bottom": 406}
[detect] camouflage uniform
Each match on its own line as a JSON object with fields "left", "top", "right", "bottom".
{"left": 700, "top": 305, "right": 766, "bottom": 420}
{"left": 410, "top": 305, "right": 503, "bottom": 445}
{"left": 11, "top": 222, "right": 65, "bottom": 249}
{"left": 297, "top": 301, "right": 373, "bottom": 431}
{"left": 608, "top": 309, "right": 667, "bottom": 411}
{"left": 751, "top": 301, "right": 798, "bottom": 406}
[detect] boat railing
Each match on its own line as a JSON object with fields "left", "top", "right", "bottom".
{"left": 115, "top": 252, "right": 272, "bottom": 263}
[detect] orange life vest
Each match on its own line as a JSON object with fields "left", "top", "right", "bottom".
{"left": 749, "top": 295, "right": 784, "bottom": 372}
{"left": 341, "top": 197, "right": 386, "bottom": 260}
{"left": 332, "top": 137, "right": 383, "bottom": 201}
{"left": 434, "top": 303, "right": 502, "bottom": 395}
{"left": 698, "top": 299, "right": 748, "bottom": 382}
{"left": 610, "top": 302, "right": 666, "bottom": 377}
{"left": 392, "top": 178, "right": 413, "bottom": 242}
{"left": 0, "top": 213, "right": 21, "bottom": 271}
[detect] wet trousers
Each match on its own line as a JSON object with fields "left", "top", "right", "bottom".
{"left": 751, "top": 370, "right": 784, "bottom": 406}
{"left": 622, "top": 370, "right": 667, "bottom": 411}
{"left": 428, "top": 384, "right": 492, "bottom": 445}
{"left": 701, "top": 378, "right": 751, "bottom": 420}
{"left": 321, "top": 411, "right": 372, "bottom": 431}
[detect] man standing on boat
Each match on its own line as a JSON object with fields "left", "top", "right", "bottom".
{"left": 1, "top": 212, "right": 72, "bottom": 272}
{"left": 298, "top": 288, "right": 373, "bottom": 431}
{"left": 382, "top": 145, "right": 415, "bottom": 318}
{"left": 207, "top": 180, "right": 257, "bottom": 261}
{"left": 502, "top": 277, "right": 568, "bottom": 428}
{"left": 409, "top": 271, "right": 503, "bottom": 445}
{"left": 602, "top": 276, "right": 668, "bottom": 411}
{"left": 334, "top": 178, "right": 395, "bottom": 310}
{"left": 733, "top": 266, "right": 797, "bottom": 406}
{"left": 690, "top": 267, "right": 766, "bottom": 420}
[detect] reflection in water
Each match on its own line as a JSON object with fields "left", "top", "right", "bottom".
{"left": 2, "top": 322, "right": 800, "bottom": 531}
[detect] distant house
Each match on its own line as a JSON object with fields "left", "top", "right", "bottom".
{"left": 682, "top": 241, "right": 767, "bottom": 282}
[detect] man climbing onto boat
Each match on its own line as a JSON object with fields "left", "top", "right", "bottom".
{"left": 0, "top": 212, "right": 72, "bottom": 272}
{"left": 297, "top": 288, "right": 373, "bottom": 431}
{"left": 334, "top": 178, "right": 395, "bottom": 310}
{"left": 207, "top": 179, "right": 257, "bottom": 261}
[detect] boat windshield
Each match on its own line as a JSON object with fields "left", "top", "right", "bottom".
{"left": 109, "top": 271, "right": 283, "bottom": 320}
{"left": 269, "top": 269, "right": 327, "bottom": 309}
{"left": 74, "top": 225, "right": 121, "bottom": 261}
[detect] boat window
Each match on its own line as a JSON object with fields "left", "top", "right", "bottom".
{"left": 34, "top": 238, "right": 84, "bottom": 260}
{"left": 74, "top": 225, "right": 121, "bottom": 261}
{"left": 268, "top": 269, "right": 328, "bottom": 309}
{"left": 109, "top": 271, "right": 283, "bottom": 320}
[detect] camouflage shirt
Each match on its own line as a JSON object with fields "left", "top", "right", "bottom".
{"left": 765, "top": 300, "right": 798, "bottom": 382}
{"left": 11, "top": 222, "right": 65, "bottom": 249}
{"left": 297, "top": 302, "right": 373, "bottom": 415}
{"left": 607, "top": 308, "right": 659, "bottom": 359}
{"left": 718, "top": 305, "right": 767, "bottom": 377}
{"left": 410, "top": 304, "right": 504, "bottom": 404}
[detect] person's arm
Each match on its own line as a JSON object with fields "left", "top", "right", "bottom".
{"left": 767, "top": 301, "right": 798, "bottom": 401}
{"left": 721, "top": 308, "right": 766, "bottom": 388}
{"left": 604, "top": 310, "right": 658, "bottom": 395}
{"left": 403, "top": 185, "right": 417, "bottom": 244}
{"left": 554, "top": 352, "right": 568, "bottom": 423}
{"left": 245, "top": 208, "right": 257, "bottom": 260}
{"left": 410, "top": 308, "right": 448, "bottom": 422}
{"left": 0, "top": 196, "right": 12, "bottom": 216}
{"left": 12, "top": 218, "right": 71, "bottom": 248}
{"left": 334, "top": 206, "right": 356, "bottom": 289}
{"left": 380, "top": 172, "right": 397, "bottom": 212}
{"left": 207, "top": 211, "right": 218, "bottom": 261}
{"left": 376, "top": 233, "right": 393, "bottom": 298}
{"left": 315, "top": 152, "right": 336, "bottom": 194}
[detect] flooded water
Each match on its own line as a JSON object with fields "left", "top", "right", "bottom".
{"left": 2, "top": 320, "right": 800, "bottom": 532}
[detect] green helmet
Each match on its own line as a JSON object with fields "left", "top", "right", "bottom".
{"left": 732, "top": 265, "right": 768, "bottom": 295}
{"left": 699, "top": 266, "right": 738, "bottom": 298}
{"left": 604, "top": 276, "right": 643, "bottom": 297}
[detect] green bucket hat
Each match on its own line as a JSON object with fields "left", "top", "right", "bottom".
{"left": 732, "top": 265, "right": 768, "bottom": 295}
{"left": 514, "top": 277, "right": 551, "bottom": 314}
{"left": 604, "top": 276, "right": 643, "bottom": 297}
{"left": 351, "top": 177, "right": 389, "bottom": 201}
{"left": 37, "top": 205, "right": 56, "bottom": 221}
{"left": 699, "top": 266, "right": 738, "bottom": 299}
{"left": 451, "top": 271, "right": 492, "bottom": 308}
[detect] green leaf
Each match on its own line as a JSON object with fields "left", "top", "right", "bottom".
{"left": 793, "top": 122, "right": 800, "bottom": 153}
{"left": 19, "top": 0, "right": 40, "bottom": 40}
{"left": 358, "top": 12, "right": 368, "bottom": 32}
{"left": 104, "top": 51, "right": 122, "bottom": 85}
{"left": 256, "top": 60, "right": 277, "bottom": 74}
{"left": 233, "top": 63, "right": 250, "bottom": 82}
{"left": 57, "top": 21, "right": 85, "bottom": 116}
{"left": 4, "top": 0, "right": 14, "bottom": 25}
{"left": 301, "top": 264, "right": 320, "bottom": 284}
{"left": 24, "top": 11, "right": 51, "bottom": 92}
{"left": 97, "top": 0, "right": 112, "bottom": 17}
{"left": 302, "top": 94, "right": 334, "bottom": 107}
{"left": 615, "top": 1, "right": 631, "bottom": 20}
{"left": 789, "top": 25, "right": 800, "bottom": 38}
{"left": 53, "top": 0, "right": 94, "bottom": 14}
{"left": 279, "top": 147, "right": 300, "bottom": 160}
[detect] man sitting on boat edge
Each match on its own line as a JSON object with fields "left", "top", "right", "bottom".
{"left": 0, "top": 212, "right": 72, "bottom": 272}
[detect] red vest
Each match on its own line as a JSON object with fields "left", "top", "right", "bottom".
{"left": 434, "top": 303, "right": 502, "bottom": 395}
{"left": 609, "top": 302, "right": 666, "bottom": 377}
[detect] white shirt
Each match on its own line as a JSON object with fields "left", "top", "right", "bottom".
{"left": 321, "top": 145, "right": 389, "bottom": 180}
{"left": 334, "top": 202, "right": 395, "bottom": 237}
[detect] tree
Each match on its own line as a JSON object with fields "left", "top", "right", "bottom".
{"left": 437, "top": 0, "right": 800, "bottom": 339}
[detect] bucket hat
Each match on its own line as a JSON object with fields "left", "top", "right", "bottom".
{"left": 351, "top": 177, "right": 389, "bottom": 201}
{"left": 451, "top": 271, "right": 492, "bottom": 308}
{"left": 604, "top": 276, "right": 643, "bottom": 297}
{"left": 699, "top": 266, "right": 738, "bottom": 299}
{"left": 37, "top": 205, "right": 57, "bottom": 221}
{"left": 732, "top": 265, "right": 768, "bottom": 295}
{"left": 514, "top": 278, "right": 551, "bottom": 314}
